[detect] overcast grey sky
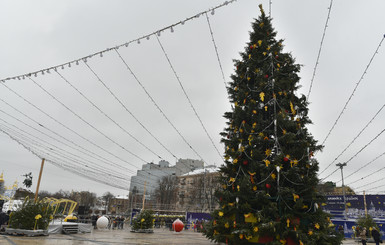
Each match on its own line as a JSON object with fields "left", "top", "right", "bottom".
{"left": 1, "top": 0, "right": 384, "bottom": 197}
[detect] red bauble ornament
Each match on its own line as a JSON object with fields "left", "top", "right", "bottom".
{"left": 266, "top": 183, "right": 271, "bottom": 189}
{"left": 243, "top": 160, "right": 248, "bottom": 165}
{"left": 172, "top": 219, "right": 184, "bottom": 232}
{"left": 250, "top": 45, "right": 253, "bottom": 50}
{"left": 265, "top": 74, "right": 269, "bottom": 78}
{"left": 276, "top": 55, "right": 279, "bottom": 59}
{"left": 283, "top": 157, "right": 289, "bottom": 162}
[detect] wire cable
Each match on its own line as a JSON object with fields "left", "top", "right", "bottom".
{"left": 156, "top": 35, "right": 222, "bottom": 163}
{"left": 0, "top": 82, "right": 146, "bottom": 171}
{"left": 55, "top": 70, "right": 163, "bottom": 160}
{"left": 204, "top": 12, "right": 227, "bottom": 90}
{"left": 320, "top": 35, "right": 385, "bottom": 146}
{"left": 306, "top": 0, "right": 334, "bottom": 101}
{"left": 28, "top": 76, "right": 148, "bottom": 163}
{"left": 0, "top": 0, "right": 237, "bottom": 83}
{"left": 319, "top": 103, "right": 385, "bottom": 175}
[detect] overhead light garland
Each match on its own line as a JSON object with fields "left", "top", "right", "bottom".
{"left": 0, "top": 0, "right": 237, "bottom": 83}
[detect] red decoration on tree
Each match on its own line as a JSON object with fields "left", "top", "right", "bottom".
{"left": 265, "top": 183, "right": 271, "bottom": 189}
{"left": 172, "top": 219, "right": 184, "bottom": 232}
{"left": 250, "top": 45, "right": 253, "bottom": 50}
{"left": 243, "top": 160, "right": 248, "bottom": 165}
{"left": 283, "top": 157, "right": 289, "bottom": 162}
{"left": 265, "top": 74, "right": 269, "bottom": 78}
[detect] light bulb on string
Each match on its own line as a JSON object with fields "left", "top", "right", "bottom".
{"left": 54, "top": 67, "right": 57, "bottom": 72}
{"left": 137, "top": 39, "right": 141, "bottom": 44}
{"left": 170, "top": 26, "right": 174, "bottom": 33}
{"left": 146, "top": 36, "right": 150, "bottom": 40}
{"left": 68, "top": 63, "right": 71, "bottom": 68}
{"left": 100, "top": 52, "right": 103, "bottom": 58}
{"left": 41, "top": 71, "right": 44, "bottom": 75}
{"left": 83, "top": 58, "right": 87, "bottom": 63}
{"left": 181, "top": 20, "right": 185, "bottom": 25}
{"left": 211, "top": 9, "right": 215, "bottom": 15}
{"left": 157, "top": 31, "right": 161, "bottom": 36}
{"left": 34, "top": 73, "right": 37, "bottom": 77}
{"left": 76, "top": 61, "right": 79, "bottom": 65}
{"left": 125, "top": 43, "right": 129, "bottom": 47}
{"left": 47, "top": 69, "right": 50, "bottom": 74}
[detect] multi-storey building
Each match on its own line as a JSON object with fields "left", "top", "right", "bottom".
{"left": 176, "top": 166, "right": 220, "bottom": 212}
{"left": 129, "top": 159, "right": 204, "bottom": 200}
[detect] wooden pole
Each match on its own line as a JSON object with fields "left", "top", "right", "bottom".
{"left": 142, "top": 181, "right": 146, "bottom": 210}
{"left": 34, "top": 158, "right": 45, "bottom": 202}
{"left": 363, "top": 190, "right": 368, "bottom": 217}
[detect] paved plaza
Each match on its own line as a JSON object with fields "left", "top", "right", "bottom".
{"left": 0, "top": 228, "right": 363, "bottom": 245}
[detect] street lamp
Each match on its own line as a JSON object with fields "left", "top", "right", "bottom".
{"left": 336, "top": 162, "right": 347, "bottom": 220}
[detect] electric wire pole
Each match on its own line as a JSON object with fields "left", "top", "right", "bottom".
{"left": 336, "top": 162, "right": 347, "bottom": 219}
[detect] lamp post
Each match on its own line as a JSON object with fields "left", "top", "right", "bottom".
{"left": 336, "top": 162, "right": 347, "bottom": 220}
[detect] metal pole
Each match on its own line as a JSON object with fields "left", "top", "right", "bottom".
{"left": 34, "top": 158, "right": 45, "bottom": 202}
{"left": 336, "top": 162, "right": 347, "bottom": 219}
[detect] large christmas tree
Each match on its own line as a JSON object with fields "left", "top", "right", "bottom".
{"left": 204, "top": 5, "right": 342, "bottom": 245}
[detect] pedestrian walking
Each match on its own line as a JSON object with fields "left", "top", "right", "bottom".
{"left": 360, "top": 227, "right": 367, "bottom": 245}
{"left": 371, "top": 227, "right": 382, "bottom": 245}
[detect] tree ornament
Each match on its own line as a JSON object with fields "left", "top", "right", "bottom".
{"left": 233, "top": 159, "right": 238, "bottom": 164}
{"left": 265, "top": 149, "right": 272, "bottom": 156}
{"left": 239, "top": 234, "right": 244, "bottom": 239}
{"left": 283, "top": 157, "right": 289, "bottom": 162}
{"left": 315, "top": 223, "right": 320, "bottom": 229}
{"left": 293, "top": 194, "right": 299, "bottom": 202}
{"left": 225, "top": 222, "right": 229, "bottom": 228}
{"left": 237, "top": 185, "right": 240, "bottom": 191}
{"left": 253, "top": 186, "right": 257, "bottom": 191}
{"left": 243, "top": 160, "right": 248, "bottom": 165}
{"left": 266, "top": 183, "right": 271, "bottom": 189}
{"left": 263, "top": 159, "right": 271, "bottom": 167}
{"left": 218, "top": 211, "right": 224, "bottom": 217}
{"left": 264, "top": 74, "right": 269, "bottom": 78}
{"left": 253, "top": 110, "right": 257, "bottom": 114}
{"left": 271, "top": 173, "right": 276, "bottom": 180}
{"left": 258, "top": 40, "right": 262, "bottom": 46}
{"left": 259, "top": 92, "right": 265, "bottom": 101}
{"left": 253, "top": 226, "right": 259, "bottom": 232}
{"left": 264, "top": 106, "right": 268, "bottom": 111}
{"left": 286, "top": 218, "right": 290, "bottom": 227}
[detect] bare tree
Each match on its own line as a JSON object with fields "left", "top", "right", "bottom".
{"left": 154, "top": 176, "right": 177, "bottom": 210}
{"left": 102, "top": 191, "right": 114, "bottom": 212}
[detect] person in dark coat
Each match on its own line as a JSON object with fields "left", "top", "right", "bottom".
{"left": 372, "top": 227, "right": 381, "bottom": 245}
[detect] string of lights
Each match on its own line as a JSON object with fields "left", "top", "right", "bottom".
{"left": 0, "top": 102, "right": 188, "bottom": 185}
{"left": 320, "top": 35, "right": 385, "bottom": 146}
{"left": 204, "top": 12, "right": 227, "bottom": 90}
{"left": 0, "top": 82, "right": 147, "bottom": 172}
{"left": 29, "top": 76, "right": 148, "bottom": 164}
{"left": 0, "top": 121, "right": 171, "bottom": 188}
{"left": 0, "top": 0, "right": 236, "bottom": 83}
{"left": 319, "top": 103, "right": 385, "bottom": 175}
{"left": 55, "top": 70, "right": 163, "bottom": 160}
{"left": 113, "top": 49, "right": 179, "bottom": 159}
{"left": 342, "top": 150, "right": 385, "bottom": 182}
{"left": 156, "top": 35, "right": 222, "bottom": 163}
{"left": 306, "top": 0, "right": 334, "bottom": 101}
{"left": 83, "top": 59, "right": 211, "bottom": 178}
{"left": 346, "top": 164, "right": 385, "bottom": 186}
{"left": 0, "top": 127, "right": 130, "bottom": 190}
{"left": 0, "top": 98, "right": 135, "bottom": 173}
{"left": 0, "top": 121, "right": 132, "bottom": 180}
{"left": 321, "top": 127, "right": 385, "bottom": 182}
